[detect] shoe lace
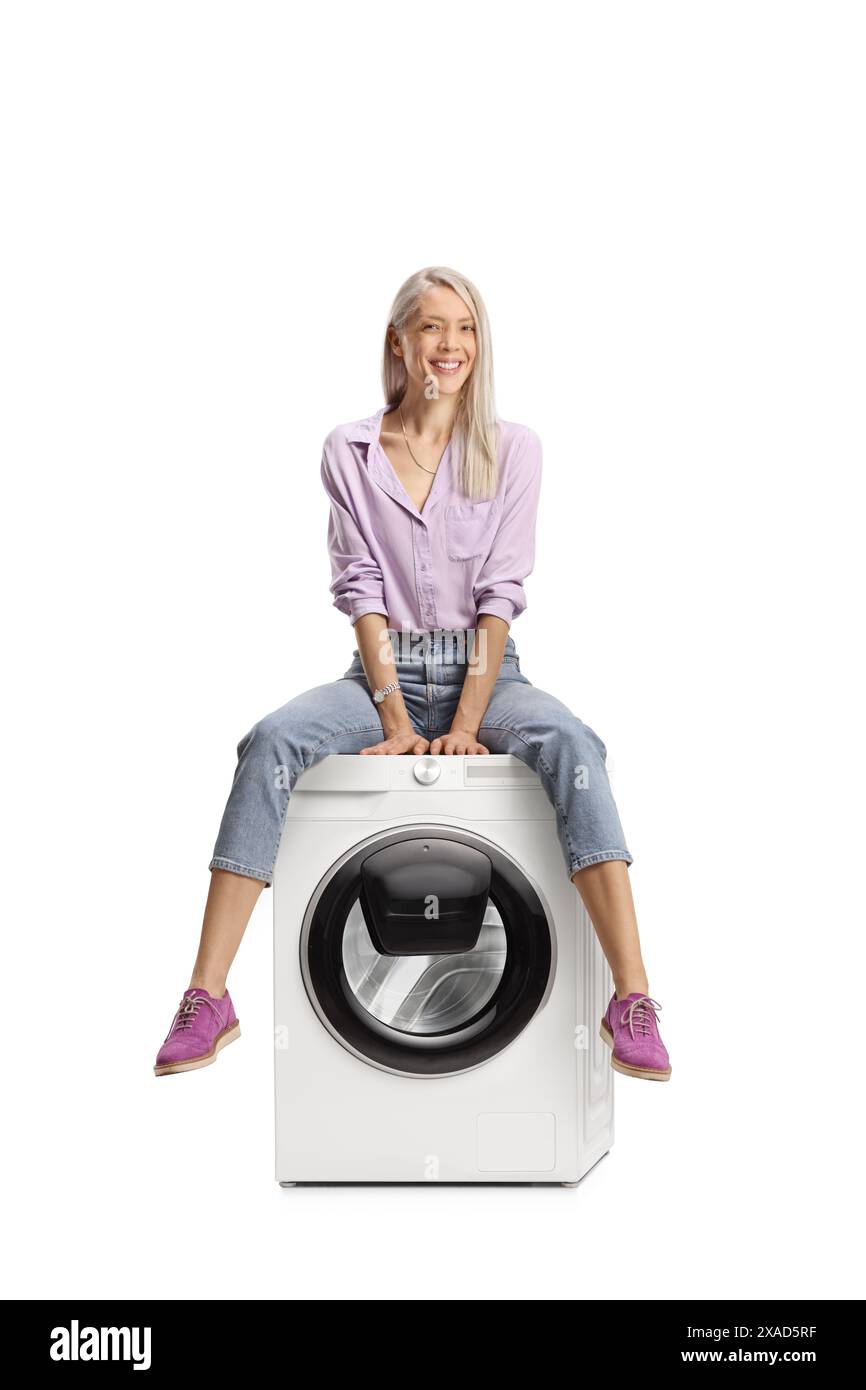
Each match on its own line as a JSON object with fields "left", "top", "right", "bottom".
{"left": 621, "top": 995, "right": 662, "bottom": 1038}
{"left": 167, "top": 992, "right": 224, "bottom": 1038}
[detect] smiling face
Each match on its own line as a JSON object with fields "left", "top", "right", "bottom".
{"left": 389, "top": 285, "right": 477, "bottom": 396}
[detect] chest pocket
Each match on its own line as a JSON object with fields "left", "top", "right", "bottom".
{"left": 445, "top": 499, "right": 500, "bottom": 561}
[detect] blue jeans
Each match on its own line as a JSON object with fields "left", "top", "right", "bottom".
{"left": 209, "top": 630, "right": 633, "bottom": 886}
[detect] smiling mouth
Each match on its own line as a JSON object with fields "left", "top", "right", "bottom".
{"left": 428, "top": 360, "right": 464, "bottom": 374}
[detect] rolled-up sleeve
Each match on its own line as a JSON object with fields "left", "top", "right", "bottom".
{"left": 473, "top": 426, "right": 543, "bottom": 625}
{"left": 320, "top": 434, "right": 387, "bottom": 625}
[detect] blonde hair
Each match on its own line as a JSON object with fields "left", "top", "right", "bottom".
{"left": 381, "top": 266, "right": 498, "bottom": 500}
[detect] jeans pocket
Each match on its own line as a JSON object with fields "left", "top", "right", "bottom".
{"left": 445, "top": 500, "right": 500, "bottom": 560}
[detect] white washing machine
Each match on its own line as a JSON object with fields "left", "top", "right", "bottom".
{"left": 273, "top": 754, "right": 614, "bottom": 1185}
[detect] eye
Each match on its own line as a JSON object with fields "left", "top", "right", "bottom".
{"left": 462, "top": 324, "right": 476, "bottom": 332}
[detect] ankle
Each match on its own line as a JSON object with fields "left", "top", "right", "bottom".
{"left": 614, "top": 980, "right": 649, "bottom": 1001}
{"left": 188, "top": 977, "right": 227, "bottom": 999}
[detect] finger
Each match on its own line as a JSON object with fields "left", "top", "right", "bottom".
{"left": 429, "top": 738, "right": 442, "bottom": 755}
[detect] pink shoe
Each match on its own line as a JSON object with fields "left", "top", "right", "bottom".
{"left": 154, "top": 987, "right": 240, "bottom": 1076}
{"left": 600, "top": 992, "right": 671, "bottom": 1081}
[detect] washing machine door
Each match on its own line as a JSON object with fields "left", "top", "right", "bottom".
{"left": 301, "top": 826, "right": 554, "bottom": 1077}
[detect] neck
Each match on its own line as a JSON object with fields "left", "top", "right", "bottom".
{"left": 396, "top": 388, "right": 460, "bottom": 445}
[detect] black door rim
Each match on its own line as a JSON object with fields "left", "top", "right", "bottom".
{"left": 299, "top": 824, "right": 556, "bottom": 1078}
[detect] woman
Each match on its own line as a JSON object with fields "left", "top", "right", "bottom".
{"left": 154, "top": 266, "right": 671, "bottom": 1083}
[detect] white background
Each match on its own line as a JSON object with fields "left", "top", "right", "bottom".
{"left": 2, "top": 0, "right": 864, "bottom": 1301}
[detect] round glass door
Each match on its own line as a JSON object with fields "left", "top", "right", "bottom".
{"left": 301, "top": 826, "right": 554, "bottom": 1077}
{"left": 341, "top": 899, "right": 507, "bottom": 1036}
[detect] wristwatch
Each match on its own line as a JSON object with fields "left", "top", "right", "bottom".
{"left": 372, "top": 680, "right": 401, "bottom": 705}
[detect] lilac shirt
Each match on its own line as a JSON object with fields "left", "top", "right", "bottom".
{"left": 321, "top": 404, "right": 543, "bottom": 631}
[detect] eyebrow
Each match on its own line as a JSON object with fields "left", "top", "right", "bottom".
{"left": 418, "top": 314, "right": 475, "bottom": 323}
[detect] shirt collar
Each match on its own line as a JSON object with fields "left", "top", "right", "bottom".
{"left": 345, "top": 404, "right": 390, "bottom": 446}
{"left": 347, "top": 403, "right": 451, "bottom": 523}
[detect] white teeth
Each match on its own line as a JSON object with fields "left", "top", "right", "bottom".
{"left": 432, "top": 361, "right": 462, "bottom": 369}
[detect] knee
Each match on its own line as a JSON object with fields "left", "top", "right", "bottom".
{"left": 237, "top": 709, "right": 293, "bottom": 759}
{"left": 584, "top": 721, "right": 608, "bottom": 760}
{"left": 561, "top": 716, "right": 608, "bottom": 767}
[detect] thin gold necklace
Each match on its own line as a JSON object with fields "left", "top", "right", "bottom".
{"left": 399, "top": 406, "right": 449, "bottom": 475}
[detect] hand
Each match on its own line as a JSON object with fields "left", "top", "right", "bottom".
{"left": 429, "top": 729, "right": 490, "bottom": 756}
{"left": 360, "top": 731, "right": 430, "bottom": 756}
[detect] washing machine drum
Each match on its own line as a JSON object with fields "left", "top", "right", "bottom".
{"left": 301, "top": 827, "right": 553, "bottom": 1076}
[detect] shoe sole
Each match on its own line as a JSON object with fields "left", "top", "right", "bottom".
{"left": 153, "top": 1021, "right": 241, "bottom": 1076}
{"left": 599, "top": 1020, "right": 671, "bottom": 1081}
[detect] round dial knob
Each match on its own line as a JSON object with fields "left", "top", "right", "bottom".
{"left": 413, "top": 756, "right": 441, "bottom": 785}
